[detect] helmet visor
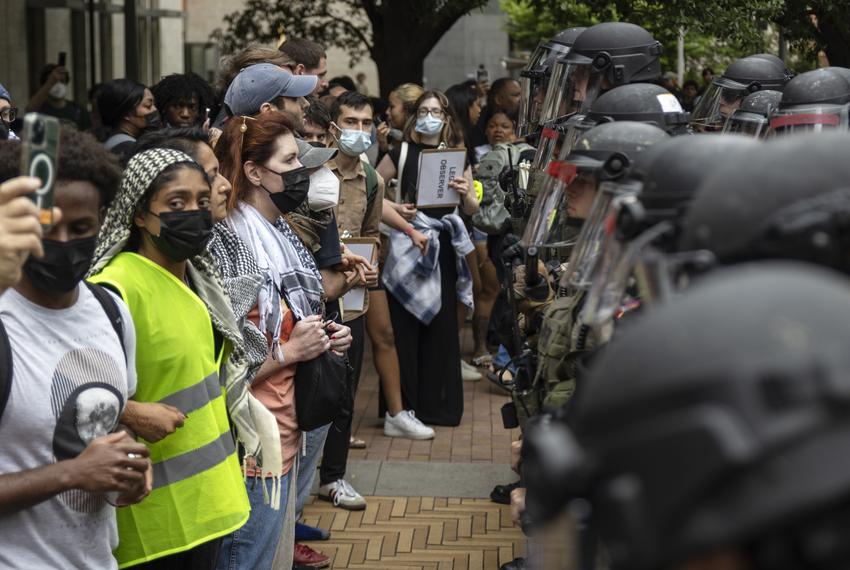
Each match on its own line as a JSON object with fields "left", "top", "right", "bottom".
{"left": 691, "top": 81, "right": 749, "bottom": 131}
{"left": 580, "top": 215, "right": 672, "bottom": 327}
{"left": 722, "top": 111, "right": 769, "bottom": 138}
{"left": 521, "top": 161, "right": 588, "bottom": 248}
{"left": 539, "top": 60, "right": 604, "bottom": 128}
{"left": 531, "top": 127, "right": 561, "bottom": 172}
{"left": 562, "top": 180, "right": 636, "bottom": 291}
{"left": 768, "top": 104, "right": 849, "bottom": 135}
{"left": 517, "top": 42, "right": 570, "bottom": 136}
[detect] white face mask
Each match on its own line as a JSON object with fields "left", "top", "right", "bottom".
{"left": 49, "top": 82, "right": 67, "bottom": 100}
{"left": 307, "top": 166, "right": 340, "bottom": 211}
{"left": 415, "top": 114, "right": 444, "bottom": 136}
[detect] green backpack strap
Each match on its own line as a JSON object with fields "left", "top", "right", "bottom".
{"left": 363, "top": 162, "right": 379, "bottom": 209}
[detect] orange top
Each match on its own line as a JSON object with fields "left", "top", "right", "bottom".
{"left": 247, "top": 304, "right": 301, "bottom": 477}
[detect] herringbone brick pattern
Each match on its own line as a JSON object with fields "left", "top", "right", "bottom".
{"left": 302, "top": 496, "right": 525, "bottom": 569}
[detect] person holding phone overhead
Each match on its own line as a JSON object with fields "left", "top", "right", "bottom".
{"left": 25, "top": 59, "right": 91, "bottom": 131}
{"left": 376, "top": 90, "right": 479, "bottom": 426}
{"left": 0, "top": 126, "right": 152, "bottom": 569}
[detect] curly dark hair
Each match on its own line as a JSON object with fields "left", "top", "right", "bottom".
{"left": 0, "top": 125, "right": 122, "bottom": 210}
{"left": 132, "top": 126, "right": 210, "bottom": 160}
{"left": 151, "top": 73, "right": 215, "bottom": 125}
{"left": 304, "top": 97, "right": 331, "bottom": 130}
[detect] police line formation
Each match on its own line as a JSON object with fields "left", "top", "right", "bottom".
{"left": 2, "top": 18, "right": 850, "bottom": 570}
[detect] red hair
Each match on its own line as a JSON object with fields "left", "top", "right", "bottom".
{"left": 215, "top": 112, "right": 296, "bottom": 211}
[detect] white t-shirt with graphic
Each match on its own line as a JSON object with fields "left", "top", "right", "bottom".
{"left": 0, "top": 284, "right": 137, "bottom": 570}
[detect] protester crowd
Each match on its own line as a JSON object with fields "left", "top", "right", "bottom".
{"left": 4, "top": 18, "right": 850, "bottom": 570}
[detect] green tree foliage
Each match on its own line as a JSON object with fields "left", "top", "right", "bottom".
{"left": 502, "top": 0, "right": 850, "bottom": 71}
{"left": 501, "top": 0, "right": 782, "bottom": 75}
{"left": 213, "top": 0, "right": 489, "bottom": 97}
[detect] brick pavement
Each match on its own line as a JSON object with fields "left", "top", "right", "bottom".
{"left": 347, "top": 327, "right": 521, "bottom": 464}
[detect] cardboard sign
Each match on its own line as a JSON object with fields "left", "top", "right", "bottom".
{"left": 416, "top": 148, "right": 466, "bottom": 208}
{"left": 341, "top": 238, "right": 378, "bottom": 315}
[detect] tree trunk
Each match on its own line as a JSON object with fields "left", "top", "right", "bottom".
{"left": 820, "top": 17, "right": 850, "bottom": 67}
{"left": 374, "top": 54, "right": 425, "bottom": 99}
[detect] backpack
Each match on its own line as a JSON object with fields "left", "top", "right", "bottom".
{"left": 0, "top": 282, "right": 126, "bottom": 419}
{"left": 363, "top": 161, "right": 380, "bottom": 210}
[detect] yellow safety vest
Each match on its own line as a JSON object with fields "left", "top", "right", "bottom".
{"left": 90, "top": 252, "right": 249, "bottom": 567}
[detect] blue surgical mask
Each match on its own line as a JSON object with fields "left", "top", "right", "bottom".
{"left": 415, "top": 114, "right": 444, "bottom": 136}
{"left": 333, "top": 123, "right": 372, "bottom": 156}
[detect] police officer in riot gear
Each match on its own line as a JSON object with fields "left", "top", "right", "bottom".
{"left": 722, "top": 89, "right": 783, "bottom": 138}
{"left": 527, "top": 263, "right": 850, "bottom": 570}
{"left": 513, "top": 121, "right": 669, "bottom": 425}
{"left": 768, "top": 68, "right": 850, "bottom": 135}
{"left": 691, "top": 54, "right": 793, "bottom": 131}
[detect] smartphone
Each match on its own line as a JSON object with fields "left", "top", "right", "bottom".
{"left": 20, "top": 113, "right": 60, "bottom": 230}
{"left": 58, "top": 52, "right": 67, "bottom": 67}
{"left": 476, "top": 65, "right": 489, "bottom": 84}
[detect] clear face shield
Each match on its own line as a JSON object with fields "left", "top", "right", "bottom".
{"left": 768, "top": 104, "right": 850, "bottom": 136}
{"left": 531, "top": 114, "right": 585, "bottom": 174}
{"left": 518, "top": 42, "right": 571, "bottom": 137}
{"left": 521, "top": 160, "right": 589, "bottom": 248}
{"left": 539, "top": 57, "right": 605, "bottom": 129}
{"left": 722, "top": 110, "right": 770, "bottom": 138}
{"left": 561, "top": 178, "right": 639, "bottom": 292}
{"left": 691, "top": 79, "right": 751, "bottom": 131}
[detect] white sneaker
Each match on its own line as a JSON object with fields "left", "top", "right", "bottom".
{"left": 384, "top": 410, "right": 436, "bottom": 440}
{"left": 318, "top": 479, "right": 366, "bottom": 511}
{"left": 461, "top": 359, "right": 482, "bottom": 381}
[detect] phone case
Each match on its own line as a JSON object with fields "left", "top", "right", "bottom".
{"left": 20, "top": 113, "right": 61, "bottom": 229}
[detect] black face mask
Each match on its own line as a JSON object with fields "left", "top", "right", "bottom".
{"left": 143, "top": 111, "right": 161, "bottom": 131}
{"left": 148, "top": 210, "right": 213, "bottom": 261}
{"left": 261, "top": 166, "right": 311, "bottom": 214}
{"left": 23, "top": 236, "right": 97, "bottom": 295}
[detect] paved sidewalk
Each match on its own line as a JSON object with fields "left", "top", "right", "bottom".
{"left": 301, "top": 326, "right": 526, "bottom": 569}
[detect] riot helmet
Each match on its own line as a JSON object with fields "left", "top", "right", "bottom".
{"left": 679, "top": 132, "right": 850, "bottom": 273}
{"left": 580, "top": 82, "right": 691, "bottom": 135}
{"left": 579, "top": 134, "right": 758, "bottom": 327}
{"left": 691, "top": 55, "right": 793, "bottom": 131}
{"left": 722, "top": 89, "right": 783, "bottom": 138}
{"left": 552, "top": 263, "right": 850, "bottom": 570}
{"left": 523, "top": 122, "right": 668, "bottom": 292}
{"left": 532, "top": 82, "right": 689, "bottom": 175}
{"left": 517, "top": 27, "right": 586, "bottom": 136}
{"left": 768, "top": 68, "right": 850, "bottom": 135}
{"left": 538, "top": 22, "right": 663, "bottom": 129}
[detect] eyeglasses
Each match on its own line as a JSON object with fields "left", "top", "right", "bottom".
{"left": 417, "top": 107, "right": 445, "bottom": 119}
{"left": 0, "top": 107, "right": 18, "bottom": 123}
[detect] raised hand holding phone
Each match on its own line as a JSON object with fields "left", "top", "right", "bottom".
{"left": 19, "top": 113, "right": 60, "bottom": 230}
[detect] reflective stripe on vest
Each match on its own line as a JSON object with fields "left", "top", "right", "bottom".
{"left": 89, "top": 253, "right": 249, "bottom": 567}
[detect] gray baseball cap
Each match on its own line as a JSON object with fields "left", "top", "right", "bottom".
{"left": 296, "top": 138, "right": 337, "bottom": 169}
{"left": 224, "top": 64, "right": 318, "bottom": 117}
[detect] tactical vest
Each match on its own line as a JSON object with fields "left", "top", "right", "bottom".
{"left": 90, "top": 252, "right": 249, "bottom": 567}
{"left": 513, "top": 289, "right": 601, "bottom": 426}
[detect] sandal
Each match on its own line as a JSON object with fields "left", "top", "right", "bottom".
{"left": 349, "top": 436, "right": 367, "bottom": 449}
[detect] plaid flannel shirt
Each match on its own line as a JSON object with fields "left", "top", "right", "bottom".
{"left": 382, "top": 211, "right": 474, "bottom": 324}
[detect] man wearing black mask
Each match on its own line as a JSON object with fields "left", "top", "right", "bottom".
{"left": 0, "top": 129, "right": 152, "bottom": 568}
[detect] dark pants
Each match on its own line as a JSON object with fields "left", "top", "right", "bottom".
{"left": 387, "top": 231, "right": 464, "bottom": 426}
{"left": 133, "top": 538, "right": 221, "bottom": 570}
{"left": 320, "top": 314, "right": 366, "bottom": 486}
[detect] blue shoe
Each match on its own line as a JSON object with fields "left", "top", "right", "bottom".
{"left": 295, "top": 522, "right": 330, "bottom": 541}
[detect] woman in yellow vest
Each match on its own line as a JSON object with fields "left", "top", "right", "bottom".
{"left": 89, "top": 148, "right": 250, "bottom": 568}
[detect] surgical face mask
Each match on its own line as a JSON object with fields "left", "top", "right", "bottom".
{"left": 148, "top": 210, "right": 213, "bottom": 261}
{"left": 49, "top": 82, "right": 67, "bottom": 100}
{"left": 307, "top": 166, "right": 340, "bottom": 211}
{"left": 334, "top": 123, "right": 372, "bottom": 156}
{"left": 415, "top": 114, "right": 444, "bottom": 136}
{"left": 262, "top": 166, "right": 311, "bottom": 214}
{"left": 23, "top": 236, "right": 97, "bottom": 295}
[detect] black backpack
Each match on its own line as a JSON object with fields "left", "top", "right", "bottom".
{"left": 0, "top": 282, "right": 126, "bottom": 419}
